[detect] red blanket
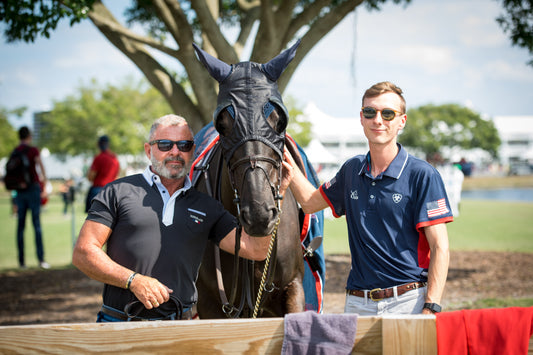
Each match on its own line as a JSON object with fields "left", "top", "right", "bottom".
{"left": 436, "top": 307, "right": 533, "bottom": 355}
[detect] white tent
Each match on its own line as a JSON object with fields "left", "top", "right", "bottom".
{"left": 304, "top": 138, "right": 337, "bottom": 165}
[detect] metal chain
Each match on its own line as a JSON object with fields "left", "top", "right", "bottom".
{"left": 252, "top": 213, "right": 281, "bottom": 318}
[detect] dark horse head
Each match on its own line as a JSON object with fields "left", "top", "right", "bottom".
{"left": 193, "top": 41, "right": 299, "bottom": 236}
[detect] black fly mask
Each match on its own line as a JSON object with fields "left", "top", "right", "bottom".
{"left": 193, "top": 41, "right": 299, "bottom": 236}
{"left": 193, "top": 41, "right": 299, "bottom": 163}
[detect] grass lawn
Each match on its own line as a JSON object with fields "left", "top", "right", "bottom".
{"left": 1, "top": 174, "right": 532, "bottom": 269}
{"left": 2, "top": 190, "right": 532, "bottom": 270}
{"left": 0, "top": 193, "right": 87, "bottom": 270}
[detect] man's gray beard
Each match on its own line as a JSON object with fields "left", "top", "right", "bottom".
{"left": 150, "top": 154, "right": 190, "bottom": 180}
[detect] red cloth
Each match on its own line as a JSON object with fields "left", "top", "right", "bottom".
{"left": 90, "top": 150, "right": 119, "bottom": 187}
{"left": 436, "top": 307, "right": 533, "bottom": 355}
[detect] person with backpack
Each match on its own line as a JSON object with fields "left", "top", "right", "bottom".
{"left": 11, "top": 126, "right": 50, "bottom": 269}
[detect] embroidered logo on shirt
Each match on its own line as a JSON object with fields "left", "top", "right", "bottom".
{"left": 392, "top": 193, "right": 402, "bottom": 203}
{"left": 350, "top": 190, "right": 359, "bottom": 200}
{"left": 188, "top": 208, "right": 206, "bottom": 224}
{"left": 426, "top": 198, "right": 449, "bottom": 218}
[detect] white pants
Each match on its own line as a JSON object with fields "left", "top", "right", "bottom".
{"left": 344, "top": 286, "right": 427, "bottom": 315}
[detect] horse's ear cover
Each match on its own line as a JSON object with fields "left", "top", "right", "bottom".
{"left": 193, "top": 41, "right": 301, "bottom": 161}
{"left": 192, "top": 43, "right": 232, "bottom": 82}
{"left": 262, "top": 39, "right": 300, "bottom": 81}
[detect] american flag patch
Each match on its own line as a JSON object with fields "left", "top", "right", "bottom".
{"left": 426, "top": 198, "right": 449, "bottom": 218}
{"left": 324, "top": 177, "right": 336, "bottom": 190}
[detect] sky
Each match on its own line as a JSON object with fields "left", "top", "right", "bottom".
{"left": 1, "top": 0, "right": 533, "bottom": 130}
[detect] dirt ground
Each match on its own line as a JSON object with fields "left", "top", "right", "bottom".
{"left": 1, "top": 250, "right": 532, "bottom": 326}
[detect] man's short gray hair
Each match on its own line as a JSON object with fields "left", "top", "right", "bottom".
{"left": 148, "top": 114, "right": 194, "bottom": 141}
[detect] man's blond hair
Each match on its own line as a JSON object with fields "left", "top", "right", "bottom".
{"left": 362, "top": 81, "right": 406, "bottom": 113}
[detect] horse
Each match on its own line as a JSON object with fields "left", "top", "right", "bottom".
{"left": 190, "top": 41, "right": 309, "bottom": 318}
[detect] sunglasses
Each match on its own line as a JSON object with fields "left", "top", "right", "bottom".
{"left": 361, "top": 107, "right": 402, "bottom": 121}
{"left": 149, "top": 139, "right": 194, "bottom": 152}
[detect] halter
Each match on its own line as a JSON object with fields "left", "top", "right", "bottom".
{"left": 221, "top": 139, "right": 283, "bottom": 318}
{"left": 228, "top": 151, "right": 284, "bottom": 215}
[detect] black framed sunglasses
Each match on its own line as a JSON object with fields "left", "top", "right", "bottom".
{"left": 361, "top": 107, "right": 402, "bottom": 121}
{"left": 149, "top": 139, "right": 194, "bottom": 152}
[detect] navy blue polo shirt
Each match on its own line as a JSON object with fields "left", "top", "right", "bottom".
{"left": 320, "top": 144, "right": 453, "bottom": 290}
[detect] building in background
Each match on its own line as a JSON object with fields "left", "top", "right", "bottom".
{"left": 492, "top": 116, "right": 533, "bottom": 175}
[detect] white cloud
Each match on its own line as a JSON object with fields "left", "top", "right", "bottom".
{"left": 483, "top": 60, "right": 533, "bottom": 82}
{"left": 458, "top": 14, "right": 508, "bottom": 48}
{"left": 54, "top": 40, "right": 130, "bottom": 69}
{"left": 394, "top": 45, "right": 457, "bottom": 74}
{"left": 13, "top": 69, "right": 39, "bottom": 87}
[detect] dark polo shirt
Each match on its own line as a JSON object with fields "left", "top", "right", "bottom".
{"left": 87, "top": 173, "right": 236, "bottom": 316}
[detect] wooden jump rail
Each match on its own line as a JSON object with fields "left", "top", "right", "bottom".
{"left": 0, "top": 315, "right": 532, "bottom": 354}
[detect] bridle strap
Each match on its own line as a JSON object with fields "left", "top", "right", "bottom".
{"left": 230, "top": 155, "right": 280, "bottom": 172}
{"left": 212, "top": 142, "right": 285, "bottom": 318}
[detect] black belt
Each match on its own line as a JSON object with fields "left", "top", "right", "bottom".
{"left": 346, "top": 282, "right": 427, "bottom": 302}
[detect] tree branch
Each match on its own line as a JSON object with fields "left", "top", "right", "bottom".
{"left": 273, "top": 0, "right": 299, "bottom": 39}
{"left": 191, "top": 0, "right": 238, "bottom": 63}
{"left": 278, "top": 0, "right": 363, "bottom": 92}
{"left": 235, "top": 6, "right": 260, "bottom": 57}
{"left": 151, "top": 0, "right": 181, "bottom": 45}
{"left": 161, "top": 0, "right": 195, "bottom": 47}
{"left": 283, "top": 0, "right": 333, "bottom": 43}
{"left": 250, "top": 0, "right": 279, "bottom": 61}
{"left": 237, "top": 0, "right": 260, "bottom": 12}
{"left": 88, "top": 6, "right": 181, "bottom": 59}
{"left": 88, "top": 1, "right": 206, "bottom": 130}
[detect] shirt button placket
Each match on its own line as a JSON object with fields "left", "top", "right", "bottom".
{"left": 369, "top": 181, "right": 377, "bottom": 207}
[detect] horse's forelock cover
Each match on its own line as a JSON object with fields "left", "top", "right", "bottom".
{"left": 216, "top": 61, "right": 287, "bottom": 160}
{"left": 193, "top": 41, "right": 300, "bottom": 161}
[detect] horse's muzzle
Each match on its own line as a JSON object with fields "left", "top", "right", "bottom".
{"left": 239, "top": 201, "right": 279, "bottom": 237}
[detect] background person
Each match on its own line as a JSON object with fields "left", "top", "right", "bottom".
{"left": 283, "top": 81, "right": 452, "bottom": 315}
{"left": 85, "top": 135, "right": 120, "bottom": 212}
{"left": 14, "top": 126, "right": 50, "bottom": 269}
{"left": 59, "top": 178, "right": 75, "bottom": 215}
{"left": 72, "top": 114, "right": 289, "bottom": 322}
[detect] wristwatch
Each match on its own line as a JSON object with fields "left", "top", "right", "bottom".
{"left": 423, "top": 302, "right": 442, "bottom": 313}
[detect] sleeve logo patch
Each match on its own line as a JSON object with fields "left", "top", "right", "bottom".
{"left": 426, "top": 198, "right": 449, "bottom": 218}
{"left": 324, "top": 177, "right": 336, "bottom": 190}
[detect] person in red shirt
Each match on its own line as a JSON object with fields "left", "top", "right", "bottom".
{"left": 85, "top": 135, "right": 120, "bottom": 212}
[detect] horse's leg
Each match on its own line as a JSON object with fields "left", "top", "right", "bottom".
{"left": 197, "top": 242, "right": 228, "bottom": 319}
{"left": 284, "top": 277, "right": 306, "bottom": 313}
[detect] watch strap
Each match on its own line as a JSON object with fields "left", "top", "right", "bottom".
{"left": 423, "top": 302, "right": 442, "bottom": 313}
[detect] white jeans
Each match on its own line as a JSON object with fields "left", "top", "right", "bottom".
{"left": 344, "top": 286, "right": 427, "bottom": 315}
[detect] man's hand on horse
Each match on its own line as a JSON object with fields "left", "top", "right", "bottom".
{"left": 129, "top": 274, "right": 173, "bottom": 309}
{"left": 282, "top": 149, "right": 301, "bottom": 187}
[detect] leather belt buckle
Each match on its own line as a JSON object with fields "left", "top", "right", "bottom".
{"left": 369, "top": 288, "right": 383, "bottom": 302}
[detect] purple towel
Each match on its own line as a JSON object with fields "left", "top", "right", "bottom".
{"left": 282, "top": 311, "right": 358, "bottom": 355}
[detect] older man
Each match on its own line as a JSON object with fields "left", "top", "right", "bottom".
{"left": 73, "top": 114, "right": 288, "bottom": 322}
